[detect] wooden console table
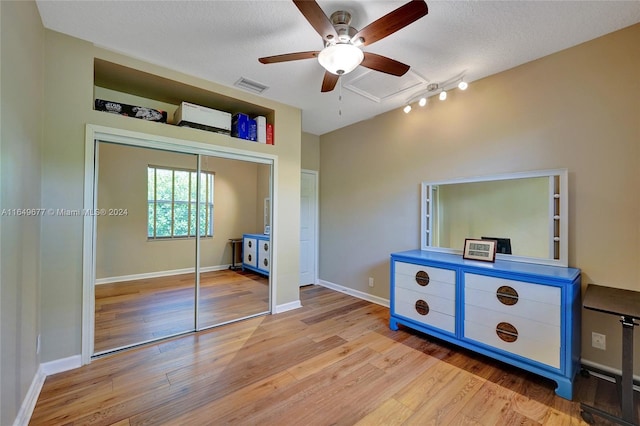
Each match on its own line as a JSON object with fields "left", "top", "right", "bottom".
{"left": 581, "top": 284, "right": 640, "bottom": 425}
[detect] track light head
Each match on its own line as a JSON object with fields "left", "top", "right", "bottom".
{"left": 402, "top": 75, "right": 470, "bottom": 113}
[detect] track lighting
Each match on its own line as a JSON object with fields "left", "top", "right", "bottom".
{"left": 401, "top": 74, "right": 470, "bottom": 114}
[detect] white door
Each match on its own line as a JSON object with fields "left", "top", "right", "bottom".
{"left": 300, "top": 170, "right": 318, "bottom": 286}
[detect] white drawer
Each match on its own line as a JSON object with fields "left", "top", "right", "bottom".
{"left": 465, "top": 287, "right": 560, "bottom": 327}
{"left": 395, "top": 275, "right": 456, "bottom": 300}
{"left": 465, "top": 304, "right": 560, "bottom": 344}
{"left": 465, "top": 273, "right": 560, "bottom": 305}
{"left": 258, "top": 240, "right": 270, "bottom": 272}
{"left": 258, "top": 239, "right": 270, "bottom": 256}
{"left": 394, "top": 288, "right": 455, "bottom": 333}
{"left": 395, "top": 262, "right": 456, "bottom": 285}
{"left": 464, "top": 273, "right": 560, "bottom": 326}
{"left": 395, "top": 287, "right": 455, "bottom": 316}
{"left": 243, "top": 238, "right": 257, "bottom": 267}
{"left": 394, "top": 262, "right": 456, "bottom": 301}
{"left": 464, "top": 320, "right": 560, "bottom": 368}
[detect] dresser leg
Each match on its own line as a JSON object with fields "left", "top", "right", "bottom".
{"left": 554, "top": 376, "right": 573, "bottom": 400}
{"left": 389, "top": 318, "right": 399, "bottom": 331}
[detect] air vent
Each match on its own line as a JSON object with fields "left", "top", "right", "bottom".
{"left": 234, "top": 77, "right": 269, "bottom": 94}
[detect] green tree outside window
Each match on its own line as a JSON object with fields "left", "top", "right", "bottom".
{"left": 148, "top": 166, "right": 214, "bottom": 239}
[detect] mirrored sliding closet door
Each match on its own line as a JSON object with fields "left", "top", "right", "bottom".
{"left": 196, "top": 156, "right": 271, "bottom": 330}
{"left": 93, "top": 142, "right": 273, "bottom": 356}
{"left": 94, "top": 142, "right": 198, "bottom": 354}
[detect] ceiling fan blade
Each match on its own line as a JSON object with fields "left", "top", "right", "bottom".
{"left": 293, "top": 0, "right": 339, "bottom": 42}
{"left": 361, "top": 52, "right": 410, "bottom": 76}
{"left": 321, "top": 71, "right": 339, "bottom": 92}
{"left": 259, "top": 51, "right": 319, "bottom": 64}
{"left": 351, "top": 0, "right": 428, "bottom": 47}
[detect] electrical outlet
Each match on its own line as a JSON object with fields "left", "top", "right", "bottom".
{"left": 368, "top": 277, "right": 374, "bottom": 288}
{"left": 592, "top": 332, "right": 606, "bottom": 350}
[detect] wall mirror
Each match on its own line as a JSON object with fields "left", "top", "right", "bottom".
{"left": 421, "top": 169, "right": 568, "bottom": 267}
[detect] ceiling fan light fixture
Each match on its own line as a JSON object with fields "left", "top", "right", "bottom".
{"left": 458, "top": 80, "right": 468, "bottom": 90}
{"left": 403, "top": 104, "right": 412, "bottom": 114}
{"left": 418, "top": 97, "right": 427, "bottom": 107}
{"left": 439, "top": 90, "right": 447, "bottom": 101}
{"left": 318, "top": 44, "right": 364, "bottom": 75}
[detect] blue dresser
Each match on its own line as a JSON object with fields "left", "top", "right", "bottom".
{"left": 242, "top": 233, "right": 270, "bottom": 276}
{"left": 390, "top": 249, "right": 581, "bottom": 400}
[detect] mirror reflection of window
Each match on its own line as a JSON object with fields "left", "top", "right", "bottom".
{"left": 147, "top": 166, "right": 214, "bottom": 239}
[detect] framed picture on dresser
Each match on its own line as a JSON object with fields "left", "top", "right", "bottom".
{"left": 463, "top": 238, "right": 497, "bottom": 262}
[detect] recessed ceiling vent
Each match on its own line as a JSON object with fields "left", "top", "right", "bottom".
{"left": 344, "top": 69, "right": 428, "bottom": 103}
{"left": 234, "top": 77, "right": 269, "bottom": 94}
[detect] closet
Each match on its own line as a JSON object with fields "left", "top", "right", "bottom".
{"left": 93, "top": 141, "right": 272, "bottom": 355}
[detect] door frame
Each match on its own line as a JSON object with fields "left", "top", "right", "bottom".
{"left": 300, "top": 169, "right": 319, "bottom": 286}
{"left": 82, "top": 124, "right": 278, "bottom": 364}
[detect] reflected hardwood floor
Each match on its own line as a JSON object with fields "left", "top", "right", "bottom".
{"left": 94, "top": 269, "right": 269, "bottom": 353}
{"left": 34, "top": 285, "right": 636, "bottom": 425}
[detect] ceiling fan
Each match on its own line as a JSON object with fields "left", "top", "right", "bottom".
{"left": 258, "top": 0, "right": 429, "bottom": 93}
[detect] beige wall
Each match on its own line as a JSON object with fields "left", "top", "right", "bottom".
{"left": 301, "top": 132, "right": 320, "bottom": 171}
{"left": 0, "top": 1, "right": 44, "bottom": 423}
{"left": 96, "top": 143, "right": 265, "bottom": 279}
{"left": 320, "top": 24, "right": 640, "bottom": 373}
{"left": 40, "top": 29, "right": 301, "bottom": 362}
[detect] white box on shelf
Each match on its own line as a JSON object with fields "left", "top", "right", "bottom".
{"left": 254, "top": 116, "right": 267, "bottom": 143}
{"left": 174, "top": 102, "right": 231, "bottom": 134}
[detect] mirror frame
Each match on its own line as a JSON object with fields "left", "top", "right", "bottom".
{"left": 421, "top": 168, "right": 568, "bottom": 267}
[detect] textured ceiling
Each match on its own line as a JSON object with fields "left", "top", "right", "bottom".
{"left": 36, "top": 0, "right": 640, "bottom": 135}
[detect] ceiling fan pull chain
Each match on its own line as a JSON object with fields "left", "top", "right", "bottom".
{"left": 338, "top": 79, "right": 343, "bottom": 116}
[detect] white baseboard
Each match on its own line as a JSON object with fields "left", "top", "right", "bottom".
{"left": 95, "top": 264, "right": 231, "bottom": 285}
{"left": 12, "top": 366, "right": 46, "bottom": 426}
{"left": 581, "top": 358, "right": 640, "bottom": 392}
{"left": 13, "top": 355, "right": 82, "bottom": 425}
{"left": 318, "top": 279, "right": 390, "bottom": 308}
{"left": 41, "top": 355, "right": 82, "bottom": 376}
{"left": 275, "top": 300, "right": 302, "bottom": 313}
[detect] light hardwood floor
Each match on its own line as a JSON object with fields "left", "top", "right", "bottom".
{"left": 94, "top": 270, "right": 269, "bottom": 353}
{"left": 33, "top": 285, "right": 635, "bottom": 425}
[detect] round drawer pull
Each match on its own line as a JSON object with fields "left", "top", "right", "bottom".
{"left": 415, "top": 299, "right": 430, "bottom": 315}
{"left": 248, "top": 241, "right": 252, "bottom": 248}
{"left": 263, "top": 258, "right": 268, "bottom": 267}
{"left": 496, "top": 285, "right": 519, "bottom": 306}
{"left": 415, "top": 271, "right": 430, "bottom": 286}
{"left": 496, "top": 322, "right": 518, "bottom": 342}
{"left": 247, "top": 254, "right": 252, "bottom": 262}
{"left": 263, "top": 243, "right": 269, "bottom": 251}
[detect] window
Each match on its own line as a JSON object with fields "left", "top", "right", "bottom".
{"left": 147, "top": 166, "right": 214, "bottom": 239}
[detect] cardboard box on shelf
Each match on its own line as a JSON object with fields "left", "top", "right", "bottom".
{"left": 266, "top": 123, "right": 274, "bottom": 145}
{"left": 232, "top": 113, "right": 251, "bottom": 140}
{"left": 174, "top": 102, "right": 231, "bottom": 134}
{"left": 95, "top": 99, "right": 167, "bottom": 122}
{"left": 248, "top": 118, "right": 257, "bottom": 142}
{"left": 253, "top": 116, "right": 267, "bottom": 143}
